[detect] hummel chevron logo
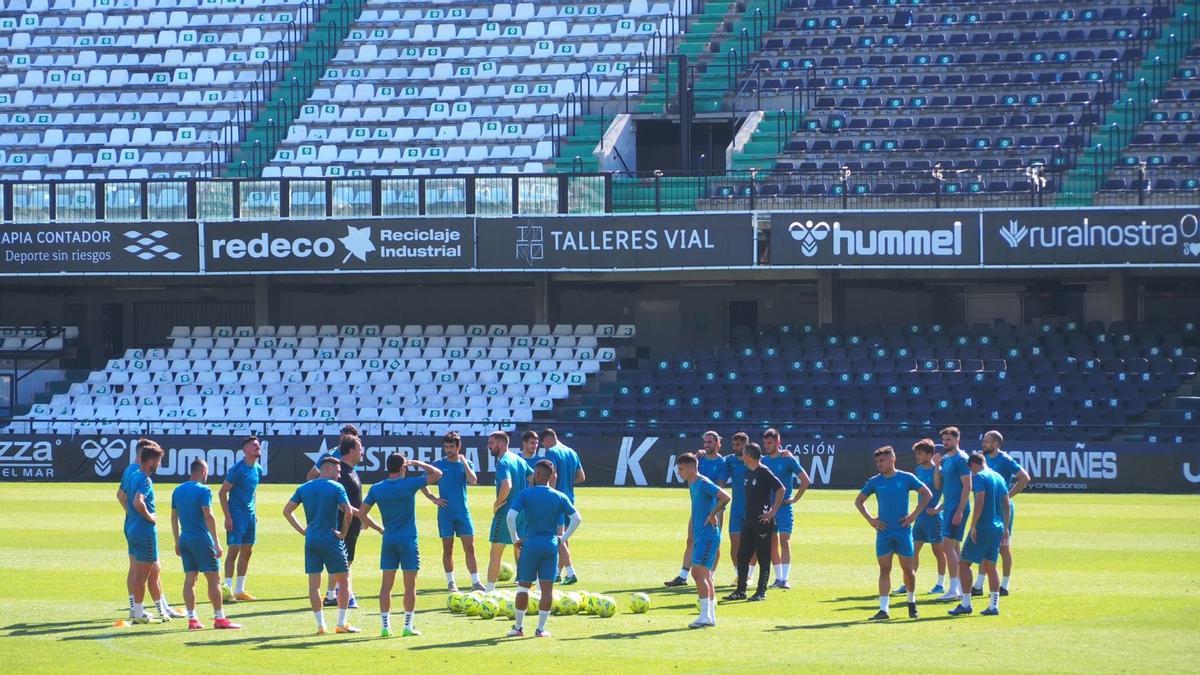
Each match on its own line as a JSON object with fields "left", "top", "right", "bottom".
{"left": 999, "top": 220, "right": 1029, "bottom": 248}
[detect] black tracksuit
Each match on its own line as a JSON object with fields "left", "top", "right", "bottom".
{"left": 736, "top": 464, "right": 785, "bottom": 595}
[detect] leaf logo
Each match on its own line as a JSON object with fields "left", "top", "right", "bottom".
{"left": 339, "top": 225, "right": 376, "bottom": 263}
{"left": 787, "top": 220, "right": 831, "bottom": 257}
{"left": 81, "top": 437, "right": 127, "bottom": 477}
{"left": 1000, "top": 220, "right": 1029, "bottom": 248}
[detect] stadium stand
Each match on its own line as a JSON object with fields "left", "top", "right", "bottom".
{"left": 5, "top": 324, "right": 633, "bottom": 436}
{"left": 0, "top": 325, "right": 77, "bottom": 352}
{"left": 555, "top": 321, "right": 1200, "bottom": 442}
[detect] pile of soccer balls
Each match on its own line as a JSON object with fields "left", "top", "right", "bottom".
{"left": 446, "top": 567, "right": 651, "bottom": 621}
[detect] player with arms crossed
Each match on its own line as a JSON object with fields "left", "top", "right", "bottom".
{"left": 674, "top": 453, "right": 731, "bottom": 628}
{"left": 973, "top": 430, "right": 1029, "bottom": 596}
{"left": 505, "top": 459, "right": 582, "bottom": 638}
{"left": 116, "top": 439, "right": 182, "bottom": 623}
{"left": 219, "top": 435, "right": 263, "bottom": 602}
{"left": 421, "top": 431, "right": 485, "bottom": 592}
{"left": 486, "top": 431, "right": 533, "bottom": 592}
{"left": 949, "top": 453, "right": 1010, "bottom": 617}
{"left": 761, "top": 428, "right": 811, "bottom": 589}
{"left": 171, "top": 458, "right": 240, "bottom": 630}
{"left": 909, "top": 438, "right": 948, "bottom": 595}
{"left": 358, "top": 452, "right": 442, "bottom": 637}
{"left": 541, "top": 428, "right": 585, "bottom": 584}
{"left": 854, "top": 446, "right": 932, "bottom": 620}
{"left": 933, "top": 426, "right": 972, "bottom": 602}
{"left": 665, "top": 431, "right": 726, "bottom": 587}
{"left": 283, "top": 455, "right": 359, "bottom": 634}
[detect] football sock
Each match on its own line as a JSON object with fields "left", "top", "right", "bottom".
{"left": 224, "top": 577, "right": 233, "bottom": 589}
{"left": 470, "top": 573, "right": 480, "bottom": 585}
{"left": 214, "top": 608, "right": 225, "bottom": 620}
{"left": 404, "top": 612, "right": 414, "bottom": 630}
{"left": 537, "top": 610, "right": 550, "bottom": 631}
{"left": 445, "top": 572, "right": 455, "bottom": 584}
{"left": 380, "top": 612, "right": 390, "bottom": 631}
{"left": 907, "top": 590, "right": 916, "bottom": 603}
{"left": 936, "top": 574, "right": 946, "bottom": 587}
{"left": 699, "top": 598, "right": 710, "bottom": 620}
{"left": 186, "top": 607, "right": 197, "bottom": 619}
{"left": 989, "top": 592, "right": 1000, "bottom": 611}
{"left": 1001, "top": 576, "right": 1011, "bottom": 590}
{"left": 514, "top": 608, "right": 526, "bottom": 630}
{"left": 973, "top": 575, "right": 985, "bottom": 591}
{"left": 781, "top": 563, "right": 790, "bottom": 581}
{"left": 678, "top": 567, "right": 690, "bottom": 580}
{"left": 566, "top": 566, "right": 576, "bottom": 577}
{"left": 128, "top": 594, "right": 136, "bottom": 616}
{"left": 236, "top": 576, "right": 247, "bottom": 594}
{"left": 337, "top": 608, "right": 348, "bottom": 626}
{"left": 960, "top": 593, "right": 972, "bottom": 610}
{"left": 485, "top": 582, "right": 496, "bottom": 593}
{"left": 314, "top": 611, "right": 325, "bottom": 629}
{"left": 879, "top": 595, "right": 890, "bottom": 612}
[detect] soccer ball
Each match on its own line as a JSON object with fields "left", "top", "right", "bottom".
{"left": 596, "top": 595, "right": 617, "bottom": 618}
{"left": 550, "top": 591, "right": 566, "bottom": 615}
{"left": 498, "top": 597, "right": 515, "bottom": 619}
{"left": 498, "top": 562, "right": 515, "bottom": 582}
{"left": 464, "top": 592, "right": 484, "bottom": 617}
{"left": 478, "top": 596, "right": 499, "bottom": 620}
{"left": 565, "top": 592, "right": 583, "bottom": 613}
{"left": 447, "top": 591, "right": 467, "bottom": 613}
{"left": 629, "top": 592, "right": 651, "bottom": 614}
{"left": 559, "top": 594, "right": 580, "bottom": 615}
{"left": 577, "top": 591, "right": 593, "bottom": 614}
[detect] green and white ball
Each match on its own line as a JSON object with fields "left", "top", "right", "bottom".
{"left": 559, "top": 593, "right": 579, "bottom": 615}
{"left": 629, "top": 592, "right": 651, "bottom": 614}
{"left": 477, "top": 596, "right": 499, "bottom": 620}
{"left": 577, "top": 591, "right": 593, "bottom": 614}
{"left": 498, "top": 562, "right": 515, "bottom": 582}
{"left": 499, "top": 597, "right": 515, "bottom": 619}
{"left": 447, "top": 591, "right": 467, "bottom": 613}
{"left": 464, "top": 592, "right": 484, "bottom": 617}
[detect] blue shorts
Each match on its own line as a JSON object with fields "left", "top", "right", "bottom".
{"left": 179, "top": 534, "right": 219, "bottom": 573}
{"left": 304, "top": 537, "right": 349, "bottom": 575}
{"left": 227, "top": 512, "right": 257, "bottom": 547}
{"left": 875, "top": 529, "right": 915, "bottom": 558}
{"left": 961, "top": 527, "right": 1003, "bottom": 564}
{"left": 437, "top": 510, "right": 474, "bottom": 539}
{"left": 776, "top": 504, "right": 794, "bottom": 534}
{"left": 728, "top": 504, "right": 745, "bottom": 536}
{"left": 940, "top": 502, "right": 971, "bottom": 541}
{"left": 126, "top": 529, "right": 158, "bottom": 563}
{"left": 516, "top": 536, "right": 558, "bottom": 584}
{"left": 380, "top": 536, "right": 419, "bottom": 572}
{"left": 489, "top": 510, "right": 515, "bottom": 545}
{"left": 691, "top": 533, "right": 720, "bottom": 569}
{"left": 913, "top": 515, "right": 943, "bottom": 544}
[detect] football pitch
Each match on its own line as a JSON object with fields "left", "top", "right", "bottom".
{"left": 0, "top": 484, "right": 1196, "bottom": 673}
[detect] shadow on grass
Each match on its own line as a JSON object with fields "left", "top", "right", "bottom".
{"left": 561, "top": 626, "right": 690, "bottom": 641}
{"left": 770, "top": 614, "right": 962, "bottom": 631}
{"left": 821, "top": 595, "right": 882, "bottom": 603}
{"left": 2, "top": 619, "right": 115, "bottom": 638}
{"left": 253, "top": 635, "right": 380, "bottom": 650}
{"left": 405, "top": 634, "right": 508, "bottom": 651}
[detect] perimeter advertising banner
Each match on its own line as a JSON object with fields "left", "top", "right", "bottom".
{"left": 0, "top": 221, "right": 199, "bottom": 275}
{"left": 476, "top": 214, "right": 754, "bottom": 270}
{"left": 768, "top": 211, "right": 982, "bottom": 267}
{"left": 203, "top": 218, "right": 474, "bottom": 273}
{"left": 3, "top": 434, "right": 1195, "bottom": 493}
{"left": 981, "top": 207, "right": 1200, "bottom": 267}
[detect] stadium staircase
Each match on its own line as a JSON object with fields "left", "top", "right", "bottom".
{"left": 223, "top": 0, "right": 365, "bottom": 177}
{"left": 1057, "top": 0, "right": 1200, "bottom": 204}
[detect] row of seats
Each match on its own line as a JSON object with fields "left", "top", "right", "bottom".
{"left": 167, "top": 323, "right": 636, "bottom": 338}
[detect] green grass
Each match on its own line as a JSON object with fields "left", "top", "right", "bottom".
{"left": 1, "top": 485, "right": 1197, "bottom": 673}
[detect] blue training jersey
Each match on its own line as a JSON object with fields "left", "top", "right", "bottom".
{"left": 986, "top": 451, "right": 1023, "bottom": 489}
{"left": 545, "top": 443, "right": 582, "bottom": 502}
{"left": 972, "top": 468, "right": 1008, "bottom": 532}
{"left": 363, "top": 475, "right": 427, "bottom": 540}
{"left": 171, "top": 480, "right": 213, "bottom": 539}
{"left": 860, "top": 471, "right": 925, "bottom": 531}
{"left": 510, "top": 485, "right": 576, "bottom": 539}
{"left": 432, "top": 457, "right": 472, "bottom": 514}
{"left": 120, "top": 467, "right": 156, "bottom": 534}
{"left": 914, "top": 464, "right": 941, "bottom": 512}
{"left": 698, "top": 454, "right": 726, "bottom": 483}
{"left": 939, "top": 450, "right": 972, "bottom": 512}
{"left": 763, "top": 453, "right": 804, "bottom": 499}
{"left": 289, "top": 479, "right": 350, "bottom": 541}
{"left": 689, "top": 475, "right": 723, "bottom": 539}
{"left": 723, "top": 453, "right": 748, "bottom": 506}
{"left": 495, "top": 451, "right": 533, "bottom": 510}
{"left": 313, "top": 449, "right": 343, "bottom": 470}
{"left": 224, "top": 460, "right": 262, "bottom": 515}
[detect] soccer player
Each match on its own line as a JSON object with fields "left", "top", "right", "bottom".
{"left": 665, "top": 431, "right": 725, "bottom": 587}
{"left": 723, "top": 432, "right": 755, "bottom": 585}
{"left": 306, "top": 423, "right": 360, "bottom": 481}
{"left": 486, "top": 431, "right": 533, "bottom": 592}
{"left": 541, "top": 428, "right": 585, "bottom": 584}
{"left": 933, "top": 426, "right": 972, "bottom": 602}
{"left": 171, "top": 458, "right": 240, "bottom": 630}
{"left": 854, "top": 446, "right": 932, "bottom": 620}
{"left": 118, "top": 441, "right": 181, "bottom": 623}
{"left": 421, "top": 431, "right": 484, "bottom": 592}
{"left": 319, "top": 435, "right": 365, "bottom": 608}
{"left": 674, "top": 453, "right": 731, "bottom": 628}
{"left": 505, "top": 459, "right": 582, "bottom": 638}
{"left": 973, "top": 429, "right": 1029, "bottom": 596}
{"left": 519, "top": 430, "right": 542, "bottom": 469}
{"left": 359, "top": 452, "right": 443, "bottom": 637}
{"left": 910, "top": 438, "right": 948, "bottom": 595}
{"left": 283, "top": 455, "right": 358, "bottom": 634}
{"left": 724, "top": 442, "right": 784, "bottom": 602}
{"left": 116, "top": 438, "right": 182, "bottom": 621}
{"left": 219, "top": 435, "right": 263, "bottom": 602}
{"left": 760, "top": 428, "right": 810, "bottom": 589}
{"left": 949, "top": 453, "right": 1010, "bottom": 617}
